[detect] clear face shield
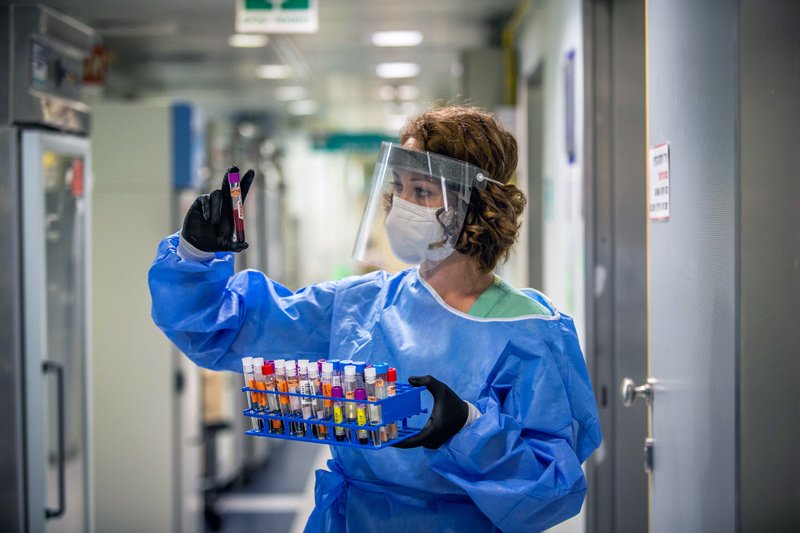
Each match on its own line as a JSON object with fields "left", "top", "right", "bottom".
{"left": 352, "top": 142, "right": 495, "bottom": 273}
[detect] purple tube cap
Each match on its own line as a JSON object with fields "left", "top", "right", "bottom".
{"left": 227, "top": 166, "right": 241, "bottom": 184}
{"left": 354, "top": 389, "right": 367, "bottom": 401}
{"left": 331, "top": 386, "right": 344, "bottom": 399}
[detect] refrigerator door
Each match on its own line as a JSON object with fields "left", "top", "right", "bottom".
{"left": 22, "top": 130, "right": 91, "bottom": 533}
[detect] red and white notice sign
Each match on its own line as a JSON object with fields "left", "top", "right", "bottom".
{"left": 649, "top": 143, "right": 670, "bottom": 221}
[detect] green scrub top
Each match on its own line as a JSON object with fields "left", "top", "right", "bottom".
{"left": 468, "top": 275, "right": 551, "bottom": 318}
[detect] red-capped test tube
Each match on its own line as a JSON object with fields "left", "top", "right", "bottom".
{"left": 386, "top": 368, "right": 398, "bottom": 440}
{"left": 262, "top": 361, "right": 283, "bottom": 433}
{"left": 227, "top": 169, "right": 245, "bottom": 243}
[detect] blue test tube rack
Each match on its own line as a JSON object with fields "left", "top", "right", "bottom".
{"left": 242, "top": 383, "right": 426, "bottom": 450}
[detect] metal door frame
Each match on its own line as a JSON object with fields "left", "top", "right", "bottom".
{"left": 526, "top": 64, "right": 545, "bottom": 290}
{"left": 0, "top": 126, "right": 26, "bottom": 532}
{"left": 583, "top": 0, "right": 649, "bottom": 531}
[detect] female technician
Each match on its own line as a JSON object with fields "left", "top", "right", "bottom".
{"left": 148, "top": 105, "right": 601, "bottom": 532}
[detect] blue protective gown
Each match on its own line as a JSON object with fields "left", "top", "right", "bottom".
{"left": 148, "top": 233, "right": 602, "bottom": 533}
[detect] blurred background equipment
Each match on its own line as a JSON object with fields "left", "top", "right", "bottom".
{"left": 0, "top": 5, "right": 95, "bottom": 532}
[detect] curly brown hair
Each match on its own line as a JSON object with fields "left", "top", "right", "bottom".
{"left": 400, "top": 105, "right": 526, "bottom": 272}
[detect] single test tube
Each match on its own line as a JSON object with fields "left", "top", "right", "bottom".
{"left": 354, "top": 389, "right": 370, "bottom": 445}
{"left": 338, "top": 359, "right": 353, "bottom": 389}
{"left": 317, "top": 358, "right": 327, "bottom": 374}
{"left": 307, "top": 364, "right": 327, "bottom": 439}
{"left": 298, "top": 361, "right": 314, "bottom": 435}
{"left": 330, "top": 360, "right": 342, "bottom": 388}
{"left": 241, "top": 357, "right": 255, "bottom": 410}
{"left": 321, "top": 362, "right": 334, "bottom": 419}
{"left": 374, "top": 363, "right": 389, "bottom": 442}
{"left": 353, "top": 361, "right": 367, "bottom": 389}
{"left": 286, "top": 365, "right": 305, "bottom": 437}
{"left": 252, "top": 359, "right": 268, "bottom": 431}
{"left": 262, "top": 361, "right": 283, "bottom": 433}
{"left": 343, "top": 365, "right": 357, "bottom": 440}
{"left": 365, "top": 367, "right": 383, "bottom": 446}
{"left": 227, "top": 168, "right": 246, "bottom": 244}
{"left": 331, "top": 386, "right": 346, "bottom": 442}
{"left": 252, "top": 357, "right": 267, "bottom": 411}
{"left": 386, "top": 367, "right": 398, "bottom": 440}
{"left": 241, "top": 357, "right": 260, "bottom": 430}
{"left": 345, "top": 385, "right": 358, "bottom": 442}
{"left": 275, "top": 359, "right": 291, "bottom": 433}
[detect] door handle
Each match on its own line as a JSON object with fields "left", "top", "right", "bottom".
{"left": 621, "top": 377, "right": 656, "bottom": 473}
{"left": 43, "top": 360, "right": 66, "bottom": 520}
{"left": 620, "top": 377, "right": 654, "bottom": 407}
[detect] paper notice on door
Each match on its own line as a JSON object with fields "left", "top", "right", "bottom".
{"left": 649, "top": 143, "right": 670, "bottom": 220}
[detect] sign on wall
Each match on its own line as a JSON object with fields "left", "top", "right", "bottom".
{"left": 649, "top": 143, "right": 670, "bottom": 220}
{"left": 564, "top": 49, "right": 577, "bottom": 165}
{"left": 236, "top": 0, "right": 319, "bottom": 34}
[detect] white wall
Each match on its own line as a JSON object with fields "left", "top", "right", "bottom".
{"left": 516, "top": 0, "right": 585, "bottom": 335}
{"left": 282, "top": 135, "right": 369, "bottom": 287}
{"left": 91, "top": 104, "right": 178, "bottom": 533}
{"left": 514, "top": 1, "right": 586, "bottom": 532}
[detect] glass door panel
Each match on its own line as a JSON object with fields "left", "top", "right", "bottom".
{"left": 43, "top": 150, "right": 87, "bottom": 533}
{"left": 22, "top": 131, "right": 90, "bottom": 533}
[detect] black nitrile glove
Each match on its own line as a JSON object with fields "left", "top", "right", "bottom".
{"left": 392, "top": 375, "right": 469, "bottom": 450}
{"left": 181, "top": 166, "right": 255, "bottom": 253}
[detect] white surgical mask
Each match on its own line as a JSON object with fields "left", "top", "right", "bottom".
{"left": 384, "top": 195, "right": 455, "bottom": 264}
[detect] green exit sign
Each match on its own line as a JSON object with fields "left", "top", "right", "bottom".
{"left": 237, "top": 0, "right": 318, "bottom": 33}
{"left": 245, "top": 0, "right": 311, "bottom": 9}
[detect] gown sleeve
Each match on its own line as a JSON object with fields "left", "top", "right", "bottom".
{"left": 425, "top": 319, "right": 602, "bottom": 533}
{"left": 148, "top": 233, "right": 339, "bottom": 372}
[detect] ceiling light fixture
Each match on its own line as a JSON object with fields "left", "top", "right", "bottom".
{"left": 256, "top": 64, "right": 292, "bottom": 79}
{"left": 288, "top": 100, "right": 319, "bottom": 116}
{"left": 274, "top": 86, "right": 308, "bottom": 101}
{"left": 228, "top": 34, "right": 269, "bottom": 48}
{"left": 378, "top": 85, "right": 396, "bottom": 101}
{"left": 396, "top": 85, "right": 419, "bottom": 100}
{"left": 371, "top": 30, "right": 423, "bottom": 47}
{"left": 399, "top": 102, "right": 419, "bottom": 115}
{"left": 376, "top": 62, "right": 421, "bottom": 79}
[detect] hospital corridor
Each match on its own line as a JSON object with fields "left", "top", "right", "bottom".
{"left": 1, "top": 0, "right": 798, "bottom": 532}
